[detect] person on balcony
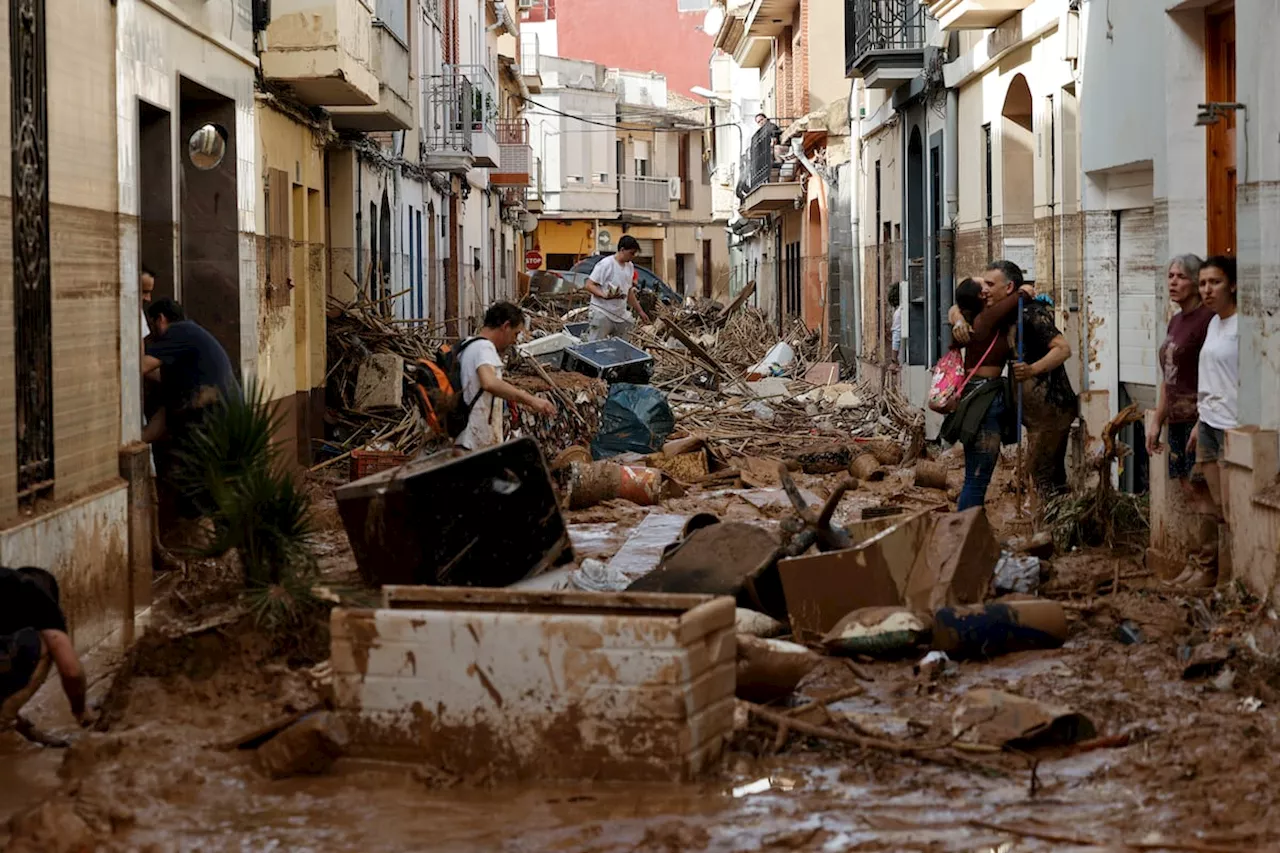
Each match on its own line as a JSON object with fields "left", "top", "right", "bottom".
{"left": 584, "top": 236, "right": 652, "bottom": 341}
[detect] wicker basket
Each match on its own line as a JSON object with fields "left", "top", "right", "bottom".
{"left": 350, "top": 449, "right": 409, "bottom": 481}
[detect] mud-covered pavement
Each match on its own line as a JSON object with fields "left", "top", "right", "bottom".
{"left": 5, "top": 465, "right": 1280, "bottom": 853}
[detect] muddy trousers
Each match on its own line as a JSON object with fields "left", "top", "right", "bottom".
{"left": 1026, "top": 424, "right": 1071, "bottom": 501}
{"left": 957, "top": 392, "right": 1006, "bottom": 512}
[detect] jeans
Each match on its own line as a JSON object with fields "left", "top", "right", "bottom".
{"left": 957, "top": 387, "right": 1005, "bottom": 512}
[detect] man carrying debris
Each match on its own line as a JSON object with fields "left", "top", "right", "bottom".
{"left": 0, "top": 567, "right": 92, "bottom": 738}
{"left": 584, "top": 236, "right": 652, "bottom": 341}
{"left": 456, "top": 302, "right": 557, "bottom": 452}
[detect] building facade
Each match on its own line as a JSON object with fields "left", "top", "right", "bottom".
{"left": 527, "top": 57, "right": 729, "bottom": 300}
{"left": 1079, "top": 0, "right": 1280, "bottom": 600}
{"left": 1, "top": 0, "right": 131, "bottom": 656}
{"left": 522, "top": 0, "right": 716, "bottom": 99}
{"left": 0, "top": 0, "right": 542, "bottom": 658}
{"left": 714, "top": 0, "right": 852, "bottom": 341}
{"left": 843, "top": 0, "right": 1082, "bottom": 428}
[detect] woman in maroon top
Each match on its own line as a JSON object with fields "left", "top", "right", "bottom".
{"left": 1147, "top": 254, "right": 1214, "bottom": 487}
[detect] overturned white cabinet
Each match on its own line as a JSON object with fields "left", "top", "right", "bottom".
{"left": 331, "top": 587, "right": 737, "bottom": 782}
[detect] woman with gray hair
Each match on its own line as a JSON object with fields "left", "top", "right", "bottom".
{"left": 1147, "top": 254, "right": 1212, "bottom": 488}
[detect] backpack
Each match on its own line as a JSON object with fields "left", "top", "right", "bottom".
{"left": 409, "top": 337, "right": 483, "bottom": 439}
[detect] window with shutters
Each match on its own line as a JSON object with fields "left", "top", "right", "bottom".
{"left": 265, "top": 168, "right": 291, "bottom": 308}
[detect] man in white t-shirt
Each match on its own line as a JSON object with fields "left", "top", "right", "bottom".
{"left": 584, "top": 235, "right": 652, "bottom": 342}
{"left": 455, "top": 302, "right": 557, "bottom": 452}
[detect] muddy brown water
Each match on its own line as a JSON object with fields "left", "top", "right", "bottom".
{"left": 6, "top": 476, "right": 1280, "bottom": 851}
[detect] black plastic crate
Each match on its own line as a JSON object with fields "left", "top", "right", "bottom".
{"left": 564, "top": 338, "right": 654, "bottom": 385}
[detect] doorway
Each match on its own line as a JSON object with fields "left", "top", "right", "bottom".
{"left": 179, "top": 77, "right": 240, "bottom": 371}
{"left": 138, "top": 102, "right": 173, "bottom": 301}
{"left": 905, "top": 127, "right": 925, "bottom": 366}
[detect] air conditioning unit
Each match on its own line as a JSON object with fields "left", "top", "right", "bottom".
{"left": 668, "top": 178, "right": 682, "bottom": 201}
{"left": 518, "top": 0, "right": 533, "bottom": 9}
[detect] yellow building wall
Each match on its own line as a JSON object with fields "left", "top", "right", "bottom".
{"left": 256, "top": 103, "right": 327, "bottom": 463}
{"left": 532, "top": 219, "right": 597, "bottom": 268}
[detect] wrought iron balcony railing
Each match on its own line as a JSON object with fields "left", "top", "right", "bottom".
{"left": 845, "top": 0, "right": 928, "bottom": 77}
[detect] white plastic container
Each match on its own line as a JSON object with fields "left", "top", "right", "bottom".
{"left": 747, "top": 342, "right": 795, "bottom": 380}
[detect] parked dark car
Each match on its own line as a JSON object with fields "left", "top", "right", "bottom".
{"left": 569, "top": 253, "right": 682, "bottom": 306}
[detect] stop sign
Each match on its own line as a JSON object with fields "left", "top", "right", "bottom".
{"left": 524, "top": 250, "right": 543, "bottom": 271}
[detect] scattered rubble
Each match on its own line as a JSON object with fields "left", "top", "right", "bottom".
{"left": 255, "top": 711, "right": 350, "bottom": 779}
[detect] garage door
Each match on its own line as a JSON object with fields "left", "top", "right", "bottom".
{"left": 1117, "top": 207, "right": 1158, "bottom": 388}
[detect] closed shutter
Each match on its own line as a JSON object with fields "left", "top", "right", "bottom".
{"left": 266, "top": 168, "right": 291, "bottom": 307}
{"left": 1117, "top": 207, "right": 1158, "bottom": 387}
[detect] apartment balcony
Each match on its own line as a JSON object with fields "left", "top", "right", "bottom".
{"left": 329, "top": 23, "right": 413, "bottom": 131}
{"left": 736, "top": 128, "right": 801, "bottom": 218}
{"left": 845, "top": 0, "right": 928, "bottom": 89}
{"left": 731, "top": 0, "right": 800, "bottom": 69}
{"left": 526, "top": 158, "right": 545, "bottom": 212}
{"left": 922, "top": 0, "right": 1032, "bottom": 30}
{"left": 521, "top": 34, "right": 543, "bottom": 94}
{"left": 492, "top": 120, "right": 532, "bottom": 186}
{"left": 423, "top": 64, "right": 501, "bottom": 173}
{"left": 260, "top": 0, "right": 380, "bottom": 106}
{"left": 619, "top": 176, "right": 674, "bottom": 215}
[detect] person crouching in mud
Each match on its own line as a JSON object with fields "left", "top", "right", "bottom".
{"left": 942, "top": 277, "right": 1035, "bottom": 510}
{"left": 1, "top": 567, "right": 92, "bottom": 740}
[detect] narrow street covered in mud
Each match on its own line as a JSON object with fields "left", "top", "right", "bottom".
{"left": 5, "top": 292, "right": 1279, "bottom": 853}
{"left": 4, "top": 0, "right": 1280, "bottom": 850}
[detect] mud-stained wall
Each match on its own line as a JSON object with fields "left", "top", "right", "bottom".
{"left": 0, "top": 484, "right": 130, "bottom": 654}
{"left": 256, "top": 105, "right": 328, "bottom": 465}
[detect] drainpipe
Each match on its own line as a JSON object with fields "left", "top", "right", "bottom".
{"left": 849, "top": 82, "right": 863, "bottom": 372}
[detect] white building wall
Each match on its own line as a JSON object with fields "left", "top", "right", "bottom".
{"left": 115, "top": 0, "right": 259, "bottom": 431}
{"left": 1233, "top": 1, "right": 1280, "bottom": 430}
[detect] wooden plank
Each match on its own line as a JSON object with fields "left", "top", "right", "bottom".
{"left": 659, "top": 316, "right": 730, "bottom": 377}
{"left": 380, "top": 585, "right": 718, "bottom": 614}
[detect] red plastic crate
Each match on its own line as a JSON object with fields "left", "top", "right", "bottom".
{"left": 350, "top": 449, "right": 409, "bottom": 481}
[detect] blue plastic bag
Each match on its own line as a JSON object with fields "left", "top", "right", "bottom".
{"left": 591, "top": 383, "right": 676, "bottom": 459}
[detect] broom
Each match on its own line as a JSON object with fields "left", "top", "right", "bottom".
{"left": 1008, "top": 296, "right": 1035, "bottom": 537}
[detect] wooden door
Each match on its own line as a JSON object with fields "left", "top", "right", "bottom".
{"left": 1206, "top": 6, "right": 1236, "bottom": 256}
